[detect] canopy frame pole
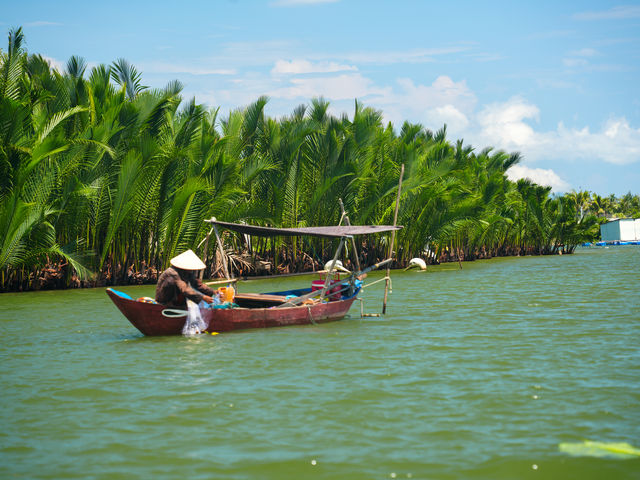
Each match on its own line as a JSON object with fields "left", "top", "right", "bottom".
{"left": 275, "top": 258, "right": 392, "bottom": 308}
{"left": 204, "top": 278, "right": 239, "bottom": 286}
{"left": 197, "top": 227, "right": 214, "bottom": 280}
{"left": 382, "top": 163, "right": 404, "bottom": 314}
{"left": 320, "top": 237, "right": 345, "bottom": 301}
{"left": 212, "top": 221, "right": 231, "bottom": 281}
{"left": 338, "top": 198, "right": 362, "bottom": 274}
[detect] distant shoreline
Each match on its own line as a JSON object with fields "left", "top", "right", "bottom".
{"left": 1, "top": 247, "right": 577, "bottom": 294}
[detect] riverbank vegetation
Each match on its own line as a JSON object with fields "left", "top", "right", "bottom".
{"left": 0, "top": 27, "right": 623, "bottom": 291}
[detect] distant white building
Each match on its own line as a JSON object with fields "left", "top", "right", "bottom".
{"left": 600, "top": 218, "right": 640, "bottom": 242}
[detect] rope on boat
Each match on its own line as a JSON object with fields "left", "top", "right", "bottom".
{"left": 361, "top": 276, "right": 392, "bottom": 292}
{"left": 162, "top": 309, "right": 188, "bottom": 318}
{"left": 358, "top": 298, "right": 381, "bottom": 318}
{"left": 307, "top": 305, "right": 316, "bottom": 325}
{"left": 359, "top": 275, "right": 391, "bottom": 317}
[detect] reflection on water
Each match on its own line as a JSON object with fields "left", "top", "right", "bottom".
{"left": 1, "top": 246, "right": 639, "bottom": 479}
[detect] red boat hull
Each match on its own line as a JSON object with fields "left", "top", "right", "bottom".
{"left": 106, "top": 288, "right": 357, "bottom": 336}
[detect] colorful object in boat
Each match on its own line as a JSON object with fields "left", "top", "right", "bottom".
{"left": 218, "top": 286, "right": 235, "bottom": 303}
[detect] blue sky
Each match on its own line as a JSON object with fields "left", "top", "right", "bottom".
{"left": 4, "top": 0, "right": 640, "bottom": 195}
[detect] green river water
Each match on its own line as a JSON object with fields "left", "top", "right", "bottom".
{"left": 1, "top": 246, "right": 639, "bottom": 479}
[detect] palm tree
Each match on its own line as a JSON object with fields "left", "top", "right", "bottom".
{"left": 0, "top": 29, "right": 97, "bottom": 289}
{"left": 2, "top": 26, "right": 613, "bottom": 290}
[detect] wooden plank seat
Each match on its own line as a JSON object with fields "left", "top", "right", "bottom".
{"left": 233, "top": 293, "right": 291, "bottom": 308}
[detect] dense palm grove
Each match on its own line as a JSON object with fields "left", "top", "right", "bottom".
{"left": 2, "top": 28, "right": 633, "bottom": 292}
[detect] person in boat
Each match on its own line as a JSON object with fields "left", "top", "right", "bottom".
{"left": 155, "top": 250, "right": 215, "bottom": 308}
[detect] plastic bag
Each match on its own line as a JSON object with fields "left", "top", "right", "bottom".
{"left": 182, "top": 298, "right": 208, "bottom": 335}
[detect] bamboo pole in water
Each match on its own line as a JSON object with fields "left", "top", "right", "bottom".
{"left": 382, "top": 163, "right": 404, "bottom": 315}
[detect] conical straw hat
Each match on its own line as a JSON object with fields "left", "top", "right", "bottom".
{"left": 170, "top": 250, "right": 206, "bottom": 270}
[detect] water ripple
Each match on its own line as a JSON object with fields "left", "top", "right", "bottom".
{"left": 1, "top": 247, "right": 639, "bottom": 479}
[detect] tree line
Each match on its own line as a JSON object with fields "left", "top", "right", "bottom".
{"left": 0, "top": 27, "right": 621, "bottom": 292}
{"left": 566, "top": 190, "right": 639, "bottom": 221}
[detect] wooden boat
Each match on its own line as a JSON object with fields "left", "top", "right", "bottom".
{"left": 107, "top": 219, "right": 402, "bottom": 336}
{"left": 107, "top": 284, "right": 359, "bottom": 336}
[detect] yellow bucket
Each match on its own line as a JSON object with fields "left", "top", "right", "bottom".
{"left": 218, "top": 286, "right": 235, "bottom": 303}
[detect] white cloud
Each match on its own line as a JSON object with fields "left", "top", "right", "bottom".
{"left": 370, "top": 75, "right": 476, "bottom": 128}
{"left": 536, "top": 78, "right": 580, "bottom": 89}
{"left": 396, "top": 76, "right": 476, "bottom": 111}
{"left": 215, "top": 40, "right": 299, "bottom": 68}
{"left": 149, "top": 43, "right": 470, "bottom": 80}
{"left": 271, "top": 59, "right": 357, "bottom": 74}
{"left": 557, "top": 118, "right": 640, "bottom": 165}
{"left": 474, "top": 97, "right": 640, "bottom": 166}
{"left": 573, "top": 5, "right": 640, "bottom": 20}
{"left": 571, "top": 48, "right": 598, "bottom": 57}
{"left": 425, "top": 105, "right": 470, "bottom": 132}
{"left": 250, "top": 74, "right": 474, "bottom": 134}
{"left": 341, "top": 47, "right": 470, "bottom": 65}
{"left": 467, "top": 52, "right": 505, "bottom": 62}
{"left": 563, "top": 48, "right": 598, "bottom": 68}
{"left": 477, "top": 97, "right": 540, "bottom": 148}
{"left": 140, "top": 61, "right": 236, "bottom": 75}
{"left": 42, "top": 55, "right": 64, "bottom": 72}
{"left": 563, "top": 58, "right": 589, "bottom": 67}
{"left": 269, "top": 73, "right": 389, "bottom": 100}
{"left": 351, "top": 75, "right": 477, "bottom": 132}
{"left": 506, "top": 165, "right": 570, "bottom": 192}
{"left": 182, "top": 67, "right": 640, "bottom": 171}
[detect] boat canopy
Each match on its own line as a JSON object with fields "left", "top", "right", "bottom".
{"left": 205, "top": 219, "right": 402, "bottom": 239}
